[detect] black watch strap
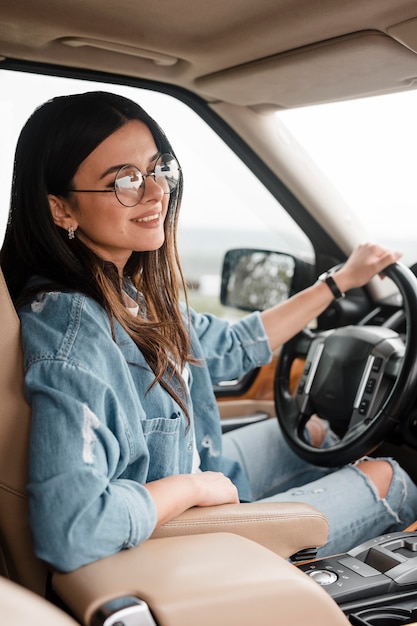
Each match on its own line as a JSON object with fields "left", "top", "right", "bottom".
{"left": 318, "top": 271, "right": 345, "bottom": 300}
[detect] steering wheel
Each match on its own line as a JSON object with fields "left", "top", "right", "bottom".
{"left": 274, "top": 262, "right": 417, "bottom": 467}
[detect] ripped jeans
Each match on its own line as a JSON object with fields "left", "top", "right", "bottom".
{"left": 222, "top": 418, "right": 417, "bottom": 557}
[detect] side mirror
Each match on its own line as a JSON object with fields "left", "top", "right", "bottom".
{"left": 220, "top": 249, "right": 314, "bottom": 312}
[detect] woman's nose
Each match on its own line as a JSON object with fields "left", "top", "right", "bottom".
{"left": 140, "top": 173, "right": 165, "bottom": 201}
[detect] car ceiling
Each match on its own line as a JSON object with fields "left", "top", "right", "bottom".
{"left": 2, "top": 0, "right": 417, "bottom": 109}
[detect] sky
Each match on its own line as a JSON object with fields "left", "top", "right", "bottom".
{"left": 278, "top": 89, "right": 417, "bottom": 244}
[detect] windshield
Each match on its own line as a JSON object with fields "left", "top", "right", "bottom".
{"left": 277, "top": 89, "right": 417, "bottom": 266}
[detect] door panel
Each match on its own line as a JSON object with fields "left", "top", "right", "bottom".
{"left": 217, "top": 355, "right": 305, "bottom": 430}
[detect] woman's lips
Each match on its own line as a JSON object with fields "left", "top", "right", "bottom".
{"left": 131, "top": 211, "right": 161, "bottom": 226}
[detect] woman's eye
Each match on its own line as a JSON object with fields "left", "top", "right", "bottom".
{"left": 123, "top": 168, "right": 142, "bottom": 183}
{"left": 115, "top": 174, "right": 134, "bottom": 190}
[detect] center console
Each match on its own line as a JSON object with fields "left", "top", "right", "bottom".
{"left": 298, "top": 531, "right": 417, "bottom": 625}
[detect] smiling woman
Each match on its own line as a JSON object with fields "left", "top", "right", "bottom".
{"left": 3, "top": 3, "right": 417, "bottom": 625}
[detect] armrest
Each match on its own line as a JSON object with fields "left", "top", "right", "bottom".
{"left": 152, "top": 502, "right": 329, "bottom": 558}
{"left": 53, "top": 533, "right": 349, "bottom": 626}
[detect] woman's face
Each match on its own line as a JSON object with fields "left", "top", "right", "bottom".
{"left": 55, "top": 120, "right": 170, "bottom": 273}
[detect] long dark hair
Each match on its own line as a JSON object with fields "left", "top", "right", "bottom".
{"left": 0, "top": 91, "right": 194, "bottom": 414}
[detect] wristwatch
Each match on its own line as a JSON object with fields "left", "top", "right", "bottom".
{"left": 317, "top": 270, "right": 345, "bottom": 300}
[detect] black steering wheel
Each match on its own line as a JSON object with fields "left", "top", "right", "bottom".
{"left": 274, "top": 262, "right": 417, "bottom": 467}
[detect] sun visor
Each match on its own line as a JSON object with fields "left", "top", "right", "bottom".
{"left": 196, "top": 31, "right": 417, "bottom": 108}
{"left": 388, "top": 17, "right": 417, "bottom": 54}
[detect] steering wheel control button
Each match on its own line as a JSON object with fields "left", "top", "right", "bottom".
{"left": 365, "top": 378, "right": 376, "bottom": 394}
{"left": 307, "top": 569, "right": 338, "bottom": 585}
{"left": 358, "top": 399, "right": 370, "bottom": 415}
{"left": 372, "top": 357, "right": 383, "bottom": 372}
{"left": 338, "top": 556, "right": 380, "bottom": 578}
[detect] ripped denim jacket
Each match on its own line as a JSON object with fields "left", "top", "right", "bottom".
{"left": 19, "top": 285, "right": 272, "bottom": 572}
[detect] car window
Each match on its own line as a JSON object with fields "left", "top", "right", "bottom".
{"left": 0, "top": 69, "right": 312, "bottom": 317}
{"left": 277, "top": 90, "right": 417, "bottom": 267}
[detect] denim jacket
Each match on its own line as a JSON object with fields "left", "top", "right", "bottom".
{"left": 19, "top": 286, "right": 272, "bottom": 572}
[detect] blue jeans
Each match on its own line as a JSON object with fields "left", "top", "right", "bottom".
{"left": 222, "top": 418, "right": 417, "bottom": 557}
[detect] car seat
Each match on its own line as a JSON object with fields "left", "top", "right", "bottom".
{"left": 0, "top": 575, "right": 78, "bottom": 626}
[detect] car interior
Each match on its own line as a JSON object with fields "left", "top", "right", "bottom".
{"left": 3, "top": 1, "right": 417, "bottom": 625}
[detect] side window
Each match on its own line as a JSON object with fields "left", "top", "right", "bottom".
{"left": 0, "top": 69, "right": 313, "bottom": 316}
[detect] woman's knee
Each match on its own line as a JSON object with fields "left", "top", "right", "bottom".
{"left": 355, "top": 459, "right": 393, "bottom": 498}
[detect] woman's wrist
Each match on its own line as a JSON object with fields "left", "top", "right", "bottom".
{"left": 317, "top": 270, "right": 345, "bottom": 300}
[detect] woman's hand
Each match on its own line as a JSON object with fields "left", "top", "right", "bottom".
{"left": 333, "top": 242, "right": 402, "bottom": 294}
{"left": 261, "top": 241, "right": 402, "bottom": 351}
{"left": 191, "top": 471, "right": 240, "bottom": 507}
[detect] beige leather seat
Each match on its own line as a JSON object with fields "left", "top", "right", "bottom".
{"left": 0, "top": 270, "right": 47, "bottom": 594}
{"left": 0, "top": 576, "right": 77, "bottom": 626}
{"left": 0, "top": 267, "right": 338, "bottom": 625}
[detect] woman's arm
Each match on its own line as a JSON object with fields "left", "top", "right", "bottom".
{"left": 145, "top": 472, "right": 239, "bottom": 528}
{"left": 261, "top": 242, "right": 401, "bottom": 351}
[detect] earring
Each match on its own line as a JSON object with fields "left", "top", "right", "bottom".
{"left": 68, "top": 226, "right": 75, "bottom": 240}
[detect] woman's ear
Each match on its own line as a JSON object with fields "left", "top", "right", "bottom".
{"left": 48, "top": 194, "right": 77, "bottom": 231}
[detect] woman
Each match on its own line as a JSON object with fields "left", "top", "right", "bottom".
{"left": 1, "top": 91, "right": 416, "bottom": 573}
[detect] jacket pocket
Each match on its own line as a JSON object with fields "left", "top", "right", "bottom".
{"left": 141, "top": 412, "right": 186, "bottom": 480}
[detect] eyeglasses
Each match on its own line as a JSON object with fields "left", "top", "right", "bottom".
{"left": 67, "top": 153, "right": 180, "bottom": 207}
